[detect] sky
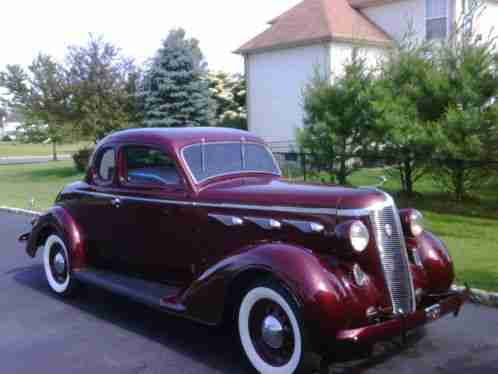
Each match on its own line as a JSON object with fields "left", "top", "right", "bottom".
{"left": 0, "top": 0, "right": 302, "bottom": 75}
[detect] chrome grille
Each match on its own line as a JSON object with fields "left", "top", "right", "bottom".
{"left": 370, "top": 203, "right": 416, "bottom": 315}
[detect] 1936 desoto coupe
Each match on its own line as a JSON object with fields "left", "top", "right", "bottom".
{"left": 21, "top": 128, "right": 466, "bottom": 373}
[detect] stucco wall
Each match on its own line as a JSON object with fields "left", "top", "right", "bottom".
{"left": 330, "top": 42, "right": 386, "bottom": 79}
{"left": 361, "top": 0, "right": 426, "bottom": 43}
{"left": 246, "top": 44, "right": 329, "bottom": 147}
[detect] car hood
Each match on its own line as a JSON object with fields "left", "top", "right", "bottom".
{"left": 196, "top": 177, "right": 388, "bottom": 211}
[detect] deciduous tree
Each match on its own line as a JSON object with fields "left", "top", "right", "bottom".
{"left": 372, "top": 40, "right": 441, "bottom": 195}
{"left": 66, "top": 34, "right": 138, "bottom": 142}
{"left": 299, "top": 57, "right": 378, "bottom": 185}
{"left": 207, "top": 71, "right": 247, "bottom": 129}
{"left": 0, "top": 54, "right": 71, "bottom": 160}
{"left": 430, "top": 31, "right": 498, "bottom": 200}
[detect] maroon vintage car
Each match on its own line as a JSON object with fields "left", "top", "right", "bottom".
{"left": 21, "top": 127, "right": 465, "bottom": 373}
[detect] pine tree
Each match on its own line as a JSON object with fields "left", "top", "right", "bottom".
{"left": 143, "top": 29, "right": 214, "bottom": 127}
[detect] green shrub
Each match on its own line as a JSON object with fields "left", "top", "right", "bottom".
{"left": 72, "top": 148, "right": 94, "bottom": 172}
{"left": 2, "top": 135, "right": 12, "bottom": 142}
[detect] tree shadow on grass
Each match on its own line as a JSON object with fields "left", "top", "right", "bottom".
{"left": 22, "top": 165, "right": 82, "bottom": 180}
{"left": 391, "top": 191, "right": 498, "bottom": 221}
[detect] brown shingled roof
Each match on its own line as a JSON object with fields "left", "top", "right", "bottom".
{"left": 236, "top": 0, "right": 392, "bottom": 54}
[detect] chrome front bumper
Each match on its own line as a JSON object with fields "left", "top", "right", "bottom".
{"left": 335, "top": 290, "right": 467, "bottom": 345}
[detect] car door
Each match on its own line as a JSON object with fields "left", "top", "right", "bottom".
{"left": 71, "top": 145, "right": 126, "bottom": 269}
{"left": 113, "top": 144, "right": 197, "bottom": 285}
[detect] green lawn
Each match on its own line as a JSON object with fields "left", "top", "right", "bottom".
{"left": 0, "top": 141, "right": 89, "bottom": 157}
{"left": 1, "top": 161, "right": 497, "bottom": 291}
{"left": 0, "top": 161, "right": 83, "bottom": 211}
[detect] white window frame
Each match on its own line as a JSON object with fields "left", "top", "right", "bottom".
{"left": 425, "top": 0, "right": 451, "bottom": 40}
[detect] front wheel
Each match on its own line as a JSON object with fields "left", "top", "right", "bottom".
{"left": 237, "top": 280, "right": 313, "bottom": 374}
{"left": 43, "top": 233, "right": 78, "bottom": 296}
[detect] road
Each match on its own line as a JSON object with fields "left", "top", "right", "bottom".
{"left": 1, "top": 210, "right": 497, "bottom": 374}
{"left": 0, "top": 154, "right": 71, "bottom": 165}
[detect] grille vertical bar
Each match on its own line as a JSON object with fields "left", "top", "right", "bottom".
{"left": 370, "top": 204, "right": 416, "bottom": 315}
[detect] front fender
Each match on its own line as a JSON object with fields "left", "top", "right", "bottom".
{"left": 180, "top": 243, "right": 374, "bottom": 339}
{"left": 26, "top": 206, "right": 86, "bottom": 270}
{"left": 410, "top": 231, "right": 455, "bottom": 293}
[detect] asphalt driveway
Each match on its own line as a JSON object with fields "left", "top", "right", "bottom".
{"left": 1, "top": 210, "right": 497, "bottom": 374}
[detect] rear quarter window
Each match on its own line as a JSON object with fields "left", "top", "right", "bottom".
{"left": 96, "top": 148, "right": 116, "bottom": 183}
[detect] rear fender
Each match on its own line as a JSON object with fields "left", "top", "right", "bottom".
{"left": 26, "top": 206, "right": 86, "bottom": 270}
{"left": 181, "top": 243, "right": 353, "bottom": 335}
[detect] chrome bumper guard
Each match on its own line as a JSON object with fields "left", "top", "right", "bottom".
{"left": 336, "top": 289, "right": 468, "bottom": 345}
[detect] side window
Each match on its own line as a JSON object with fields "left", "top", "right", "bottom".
{"left": 123, "top": 146, "right": 181, "bottom": 187}
{"left": 96, "top": 148, "right": 116, "bottom": 183}
{"left": 426, "top": 0, "right": 448, "bottom": 40}
{"left": 245, "top": 144, "right": 279, "bottom": 173}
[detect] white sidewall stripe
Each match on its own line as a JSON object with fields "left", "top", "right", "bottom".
{"left": 238, "top": 287, "right": 302, "bottom": 374}
{"left": 43, "top": 235, "right": 70, "bottom": 294}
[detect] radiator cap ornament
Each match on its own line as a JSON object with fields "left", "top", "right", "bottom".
{"left": 385, "top": 224, "right": 393, "bottom": 237}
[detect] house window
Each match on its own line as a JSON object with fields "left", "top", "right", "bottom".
{"left": 463, "top": 0, "right": 477, "bottom": 35}
{"left": 426, "top": 0, "right": 448, "bottom": 40}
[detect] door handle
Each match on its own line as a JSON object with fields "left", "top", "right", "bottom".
{"left": 111, "top": 197, "right": 122, "bottom": 208}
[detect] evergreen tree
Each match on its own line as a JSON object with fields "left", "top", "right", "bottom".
{"left": 143, "top": 29, "right": 214, "bottom": 127}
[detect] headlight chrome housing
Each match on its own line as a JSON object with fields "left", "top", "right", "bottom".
{"left": 400, "top": 209, "right": 424, "bottom": 237}
{"left": 335, "top": 220, "right": 370, "bottom": 254}
{"left": 350, "top": 221, "right": 370, "bottom": 253}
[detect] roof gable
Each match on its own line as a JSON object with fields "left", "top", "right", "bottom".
{"left": 236, "top": 0, "right": 392, "bottom": 54}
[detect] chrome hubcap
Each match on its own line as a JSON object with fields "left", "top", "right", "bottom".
{"left": 261, "top": 315, "right": 284, "bottom": 349}
{"left": 53, "top": 253, "right": 66, "bottom": 275}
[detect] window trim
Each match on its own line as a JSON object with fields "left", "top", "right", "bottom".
{"left": 181, "top": 141, "right": 282, "bottom": 185}
{"left": 93, "top": 146, "right": 117, "bottom": 187}
{"left": 425, "top": 0, "right": 450, "bottom": 41}
{"left": 119, "top": 144, "right": 184, "bottom": 190}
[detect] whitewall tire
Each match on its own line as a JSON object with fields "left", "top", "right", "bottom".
{"left": 238, "top": 282, "right": 309, "bottom": 374}
{"left": 43, "top": 234, "right": 76, "bottom": 296}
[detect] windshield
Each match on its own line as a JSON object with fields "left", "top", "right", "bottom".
{"left": 182, "top": 142, "right": 280, "bottom": 182}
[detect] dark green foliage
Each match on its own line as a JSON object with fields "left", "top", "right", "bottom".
{"left": 0, "top": 54, "right": 71, "bottom": 160}
{"left": 299, "top": 57, "right": 378, "bottom": 185}
{"left": 142, "top": 29, "right": 214, "bottom": 127}
{"left": 372, "top": 41, "right": 439, "bottom": 195}
{"left": 72, "top": 147, "right": 94, "bottom": 172}
{"left": 428, "top": 32, "right": 498, "bottom": 200}
{"left": 18, "top": 123, "right": 49, "bottom": 143}
{"left": 66, "top": 34, "right": 139, "bottom": 142}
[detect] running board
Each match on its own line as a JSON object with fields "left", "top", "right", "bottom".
{"left": 73, "top": 268, "right": 185, "bottom": 312}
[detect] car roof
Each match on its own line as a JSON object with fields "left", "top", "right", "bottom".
{"left": 100, "top": 127, "right": 264, "bottom": 151}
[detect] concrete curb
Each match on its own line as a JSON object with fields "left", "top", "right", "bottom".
{"left": 1, "top": 206, "right": 497, "bottom": 308}
{"left": 0, "top": 206, "right": 42, "bottom": 217}
{"left": 0, "top": 154, "right": 71, "bottom": 166}
{"left": 452, "top": 285, "right": 498, "bottom": 308}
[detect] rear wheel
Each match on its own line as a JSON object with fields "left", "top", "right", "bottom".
{"left": 43, "top": 233, "right": 78, "bottom": 296}
{"left": 237, "top": 280, "right": 313, "bottom": 374}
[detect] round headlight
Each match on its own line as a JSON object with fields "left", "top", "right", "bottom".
{"left": 409, "top": 210, "right": 424, "bottom": 237}
{"left": 350, "top": 221, "right": 370, "bottom": 252}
